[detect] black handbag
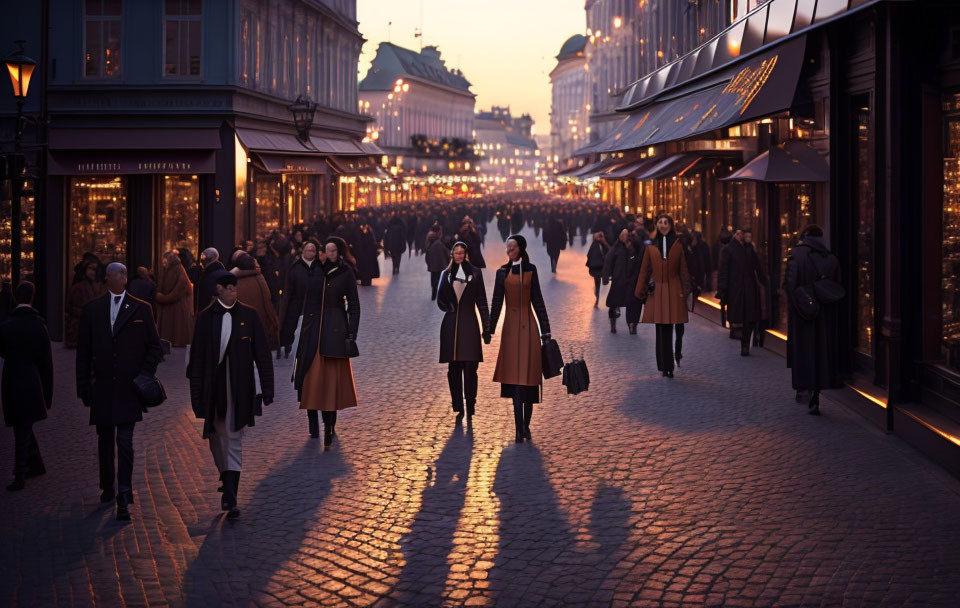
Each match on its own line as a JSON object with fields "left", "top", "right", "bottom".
{"left": 562, "top": 358, "right": 590, "bottom": 395}
{"left": 132, "top": 373, "right": 167, "bottom": 408}
{"left": 541, "top": 338, "right": 563, "bottom": 379}
{"left": 810, "top": 253, "right": 845, "bottom": 304}
{"left": 792, "top": 284, "right": 820, "bottom": 321}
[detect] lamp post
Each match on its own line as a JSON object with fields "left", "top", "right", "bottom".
{"left": 4, "top": 40, "right": 36, "bottom": 287}
{"left": 288, "top": 94, "right": 317, "bottom": 143}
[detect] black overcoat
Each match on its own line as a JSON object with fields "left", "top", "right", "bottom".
{"left": 425, "top": 239, "right": 451, "bottom": 273}
{"left": 357, "top": 226, "right": 381, "bottom": 281}
{"left": 602, "top": 240, "right": 642, "bottom": 308}
{"left": 784, "top": 237, "right": 842, "bottom": 391}
{"left": 718, "top": 239, "right": 768, "bottom": 324}
{"left": 0, "top": 306, "right": 53, "bottom": 427}
{"left": 436, "top": 264, "right": 491, "bottom": 363}
{"left": 187, "top": 301, "right": 275, "bottom": 435}
{"left": 544, "top": 219, "right": 567, "bottom": 257}
{"left": 385, "top": 219, "right": 407, "bottom": 258}
{"left": 293, "top": 261, "right": 361, "bottom": 391}
{"left": 76, "top": 293, "right": 163, "bottom": 426}
{"left": 197, "top": 260, "right": 229, "bottom": 313}
{"left": 459, "top": 229, "right": 486, "bottom": 269}
{"left": 278, "top": 258, "right": 323, "bottom": 347}
{"left": 585, "top": 240, "right": 609, "bottom": 277}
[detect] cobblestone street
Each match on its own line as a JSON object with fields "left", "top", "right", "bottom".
{"left": 2, "top": 222, "right": 960, "bottom": 607}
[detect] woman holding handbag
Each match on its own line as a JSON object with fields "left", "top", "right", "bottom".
{"left": 783, "top": 225, "right": 842, "bottom": 415}
{"left": 490, "top": 235, "right": 551, "bottom": 442}
{"left": 635, "top": 214, "right": 692, "bottom": 378}
{"left": 293, "top": 236, "right": 361, "bottom": 449}
{"left": 437, "top": 242, "right": 491, "bottom": 424}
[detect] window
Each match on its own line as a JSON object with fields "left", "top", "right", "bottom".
{"left": 84, "top": 0, "right": 122, "bottom": 78}
{"left": 854, "top": 95, "right": 875, "bottom": 357}
{"left": 69, "top": 176, "right": 127, "bottom": 270}
{"left": 942, "top": 92, "right": 960, "bottom": 358}
{"left": 164, "top": 0, "right": 202, "bottom": 78}
{"left": 159, "top": 175, "right": 199, "bottom": 260}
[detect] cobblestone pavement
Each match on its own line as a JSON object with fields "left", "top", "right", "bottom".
{"left": 3, "top": 221, "right": 960, "bottom": 608}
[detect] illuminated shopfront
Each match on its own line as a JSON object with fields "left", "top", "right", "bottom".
{"left": 68, "top": 176, "right": 128, "bottom": 271}
{"left": 942, "top": 91, "right": 960, "bottom": 366}
{"left": 158, "top": 174, "right": 199, "bottom": 258}
{"left": 0, "top": 175, "right": 35, "bottom": 285}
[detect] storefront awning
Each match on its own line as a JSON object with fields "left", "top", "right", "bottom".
{"left": 634, "top": 154, "right": 724, "bottom": 181}
{"left": 721, "top": 140, "right": 829, "bottom": 182}
{"left": 49, "top": 128, "right": 222, "bottom": 150}
{"left": 236, "top": 128, "right": 316, "bottom": 154}
{"left": 601, "top": 157, "right": 661, "bottom": 179}
{"left": 326, "top": 156, "right": 381, "bottom": 176}
{"left": 252, "top": 153, "right": 329, "bottom": 174}
{"left": 575, "top": 159, "right": 622, "bottom": 179}
{"left": 48, "top": 149, "right": 217, "bottom": 175}
{"left": 594, "top": 34, "right": 807, "bottom": 154}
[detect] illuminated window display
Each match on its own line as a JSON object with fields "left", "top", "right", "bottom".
{"left": 942, "top": 92, "right": 960, "bottom": 354}
{"left": 0, "top": 182, "right": 35, "bottom": 285}
{"left": 69, "top": 176, "right": 127, "bottom": 270}
{"left": 254, "top": 174, "right": 282, "bottom": 240}
{"left": 159, "top": 174, "right": 199, "bottom": 259}
{"left": 284, "top": 173, "right": 317, "bottom": 224}
{"left": 855, "top": 97, "right": 875, "bottom": 357}
{"left": 777, "top": 183, "right": 816, "bottom": 332}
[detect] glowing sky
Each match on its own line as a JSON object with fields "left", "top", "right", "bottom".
{"left": 357, "top": 0, "right": 585, "bottom": 136}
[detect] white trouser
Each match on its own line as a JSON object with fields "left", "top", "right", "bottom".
{"left": 208, "top": 365, "right": 244, "bottom": 472}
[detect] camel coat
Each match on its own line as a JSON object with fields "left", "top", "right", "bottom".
{"left": 155, "top": 261, "right": 194, "bottom": 346}
{"left": 635, "top": 235, "right": 692, "bottom": 324}
{"left": 232, "top": 267, "right": 281, "bottom": 351}
{"left": 491, "top": 262, "right": 550, "bottom": 387}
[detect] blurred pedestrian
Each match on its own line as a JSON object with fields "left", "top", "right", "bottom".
{"left": 155, "top": 251, "right": 194, "bottom": 347}
{"left": 278, "top": 239, "right": 323, "bottom": 360}
{"left": 425, "top": 231, "right": 450, "bottom": 300}
{"left": 585, "top": 232, "right": 610, "bottom": 307}
{"left": 784, "top": 225, "right": 842, "bottom": 415}
{"left": 1, "top": 282, "right": 53, "bottom": 491}
{"left": 294, "top": 237, "right": 360, "bottom": 449}
{"left": 437, "top": 242, "right": 491, "bottom": 423}
{"left": 231, "top": 253, "right": 281, "bottom": 353}
{"left": 76, "top": 263, "right": 163, "bottom": 520}
{"left": 385, "top": 215, "right": 407, "bottom": 275}
{"left": 602, "top": 229, "right": 641, "bottom": 334}
{"left": 544, "top": 216, "right": 566, "bottom": 274}
{"left": 65, "top": 257, "right": 104, "bottom": 348}
{"left": 635, "top": 215, "right": 692, "bottom": 377}
{"left": 188, "top": 273, "right": 274, "bottom": 519}
{"left": 197, "top": 248, "right": 229, "bottom": 313}
{"left": 717, "top": 228, "right": 768, "bottom": 356}
{"left": 490, "top": 235, "right": 551, "bottom": 443}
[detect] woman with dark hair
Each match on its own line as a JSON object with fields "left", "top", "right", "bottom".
{"left": 490, "top": 235, "right": 551, "bottom": 442}
{"left": 437, "top": 242, "right": 491, "bottom": 423}
{"left": 635, "top": 214, "right": 692, "bottom": 377}
{"left": 294, "top": 236, "right": 361, "bottom": 448}
{"left": 602, "top": 229, "right": 643, "bottom": 334}
{"left": 784, "top": 224, "right": 842, "bottom": 415}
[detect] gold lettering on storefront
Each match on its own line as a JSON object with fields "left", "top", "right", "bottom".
{"left": 76, "top": 162, "right": 121, "bottom": 172}
{"left": 723, "top": 55, "right": 779, "bottom": 116}
{"left": 137, "top": 162, "right": 193, "bottom": 171}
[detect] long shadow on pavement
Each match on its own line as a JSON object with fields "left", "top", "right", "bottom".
{"left": 182, "top": 442, "right": 348, "bottom": 606}
{"left": 379, "top": 424, "right": 474, "bottom": 605}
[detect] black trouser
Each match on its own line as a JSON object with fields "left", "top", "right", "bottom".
{"left": 592, "top": 275, "right": 601, "bottom": 300}
{"left": 675, "top": 323, "right": 685, "bottom": 357}
{"left": 608, "top": 306, "right": 620, "bottom": 319}
{"left": 307, "top": 410, "right": 338, "bottom": 427}
{"left": 96, "top": 423, "right": 135, "bottom": 493}
{"left": 512, "top": 396, "right": 533, "bottom": 430}
{"left": 626, "top": 302, "right": 642, "bottom": 325}
{"left": 741, "top": 322, "right": 756, "bottom": 348}
{"left": 392, "top": 255, "right": 402, "bottom": 274}
{"left": 430, "top": 271, "right": 441, "bottom": 300}
{"left": 12, "top": 423, "right": 43, "bottom": 479}
{"left": 549, "top": 254, "right": 559, "bottom": 273}
{"left": 655, "top": 324, "right": 675, "bottom": 372}
{"left": 447, "top": 361, "right": 479, "bottom": 412}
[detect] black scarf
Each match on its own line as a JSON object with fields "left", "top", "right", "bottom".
{"left": 449, "top": 260, "right": 473, "bottom": 283}
{"left": 653, "top": 232, "right": 677, "bottom": 259}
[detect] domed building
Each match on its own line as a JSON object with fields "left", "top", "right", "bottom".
{"left": 549, "top": 34, "right": 588, "bottom": 169}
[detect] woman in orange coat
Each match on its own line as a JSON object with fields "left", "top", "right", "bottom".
{"left": 635, "top": 214, "right": 692, "bottom": 378}
{"left": 155, "top": 251, "right": 194, "bottom": 347}
{"left": 490, "top": 235, "right": 551, "bottom": 442}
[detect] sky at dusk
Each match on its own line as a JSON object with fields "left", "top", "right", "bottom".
{"left": 356, "top": 0, "right": 585, "bottom": 135}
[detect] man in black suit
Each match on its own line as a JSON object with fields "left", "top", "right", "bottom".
{"left": 0, "top": 282, "right": 53, "bottom": 491}
{"left": 188, "top": 274, "right": 274, "bottom": 519}
{"left": 196, "top": 247, "right": 229, "bottom": 313}
{"left": 76, "top": 263, "right": 162, "bottom": 520}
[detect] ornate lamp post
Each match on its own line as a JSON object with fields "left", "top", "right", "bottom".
{"left": 4, "top": 40, "right": 36, "bottom": 286}
{"left": 288, "top": 95, "right": 316, "bottom": 142}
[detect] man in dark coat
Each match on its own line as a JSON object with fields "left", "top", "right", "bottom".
{"left": 544, "top": 217, "right": 567, "bottom": 273}
{"left": 1, "top": 282, "right": 53, "bottom": 491}
{"left": 384, "top": 215, "right": 407, "bottom": 274}
{"left": 425, "top": 232, "right": 451, "bottom": 300}
{"left": 691, "top": 231, "right": 712, "bottom": 291}
{"left": 76, "top": 263, "right": 163, "bottom": 520}
{"left": 456, "top": 219, "right": 486, "bottom": 269}
{"left": 188, "top": 273, "right": 274, "bottom": 519}
{"left": 784, "top": 225, "right": 842, "bottom": 415}
{"left": 197, "top": 247, "right": 230, "bottom": 313}
{"left": 717, "top": 228, "right": 768, "bottom": 356}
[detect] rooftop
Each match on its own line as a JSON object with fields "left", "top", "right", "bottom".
{"left": 360, "top": 42, "right": 472, "bottom": 94}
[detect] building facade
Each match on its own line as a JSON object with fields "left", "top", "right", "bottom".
{"left": 359, "top": 43, "right": 477, "bottom": 199}
{"left": 0, "top": 0, "right": 375, "bottom": 340}
{"left": 474, "top": 107, "right": 540, "bottom": 191}
{"left": 549, "top": 34, "right": 587, "bottom": 169}
{"left": 584, "top": 0, "right": 733, "bottom": 143}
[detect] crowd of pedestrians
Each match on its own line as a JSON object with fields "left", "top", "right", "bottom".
{"left": 0, "top": 192, "right": 842, "bottom": 520}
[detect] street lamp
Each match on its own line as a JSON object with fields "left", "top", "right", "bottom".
{"left": 3, "top": 40, "right": 36, "bottom": 287}
{"left": 288, "top": 94, "right": 317, "bottom": 142}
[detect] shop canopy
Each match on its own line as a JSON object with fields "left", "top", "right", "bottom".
{"left": 600, "top": 157, "right": 661, "bottom": 179}
{"left": 236, "top": 128, "right": 381, "bottom": 157}
{"left": 326, "top": 155, "right": 383, "bottom": 176}
{"left": 721, "top": 140, "right": 829, "bottom": 182}
{"left": 633, "top": 154, "right": 724, "bottom": 181}
{"left": 47, "top": 127, "right": 221, "bottom": 175}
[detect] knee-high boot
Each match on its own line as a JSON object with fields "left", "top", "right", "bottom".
{"left": 307, "top": 410, "right": 319, "bottom": 438}
{"left": 512, "top": 399, "right": 524, "bottom": 443}
{"left": 522, "top": 403, "right": 533, "bottom": 440}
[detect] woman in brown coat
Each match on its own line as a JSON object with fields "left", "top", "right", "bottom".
{"left": 231, "top": 253, "right": 281, "bottom": 352}
{"left": 635, "top": 214, "right": 692, "bottom": 378}
{"left": 64, "top": 259, "right": 104, "bottom": 348}
{"left": 155, "top": 251, "right": 194, "bottom": 347}
{"left": 490, "top": 235, "right": 551, "bottom": 442}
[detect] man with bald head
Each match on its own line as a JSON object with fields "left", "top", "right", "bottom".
{"left": 197, "top": 247, "right": 229, "bottom": 313}
{"left": 76, "top": 262, "right": 162, "bottom": 521}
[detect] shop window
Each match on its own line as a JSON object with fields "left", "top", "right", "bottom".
{"left": 164, "top": 0, "right": 202, "bottom": 78}
{"left": 69, "top": 177, "right": 127, "bottom": 271}
{"left": 159, "top": 175, "right": 199, "bottom": 259}
{"left": 284, "top": 174, "right": 317, "bottom": 225}
{"left": 19, "top": 183, "right": 35, "bottom": 283}
{"left": 84, "top": 0, "right": 122, "bottom": 78}
{"left": 942, "top": 92, "right": 960, "bottom": 358}
{"left": 776, "top": 183, "right": 817, "bottom": 332}
{"left": 254, "top": 174, "right": 282, "bottom": 241}
{"left": 854, "top": 96, "right": 875, "bottom": 357}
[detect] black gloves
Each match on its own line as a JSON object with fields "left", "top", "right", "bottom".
{"left": 482, "top": 331, "right": 491, "bottom": 345}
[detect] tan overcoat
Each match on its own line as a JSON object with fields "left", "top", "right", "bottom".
{"left": 635, "top": 237, "right": 692, "bottom": 324}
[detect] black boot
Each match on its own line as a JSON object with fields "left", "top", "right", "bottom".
{"left": 116, "top": 491, "right": 131, "bottom": 521}
{"left": 6, "top": 476, "right": 24, "bottom": 492}
{"left": 610, "top": 317, "right": 617, "bottom": 334}
{"left": 522, "top": 403, "right": 533, "bottom": 441}
{"left": 628, "top": 323, "right": 637, "bottom": 335}
{"left": 227, "top": 472, "right": 241, "bottom": 519}
{"left": 221, "top": 471, "right": 238, "bottom": 513}
{"left": 217, "top": 471, "right": 225, "bottom": 493}
{"left": 513, "top": 401, "right": 524, "bottom": 443}
{"left": 308, "top": 411, "right": 320, "bottom": 438}
{"left": 741, "top": 344, "right": 750, "bottom": 356}
{"left": 808, "top": 391, "right": 821, "bottom": 416}
{"left": 466, "top": 401, "right": 475, "bottom": 419}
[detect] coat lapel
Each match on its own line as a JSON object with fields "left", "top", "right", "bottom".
{"left": 112, "top": 296, "right": 137, "bottom": 337}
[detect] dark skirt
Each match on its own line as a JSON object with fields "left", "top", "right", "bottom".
{"left": 500, "top": 383, "right": 541, "bottom": 404}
